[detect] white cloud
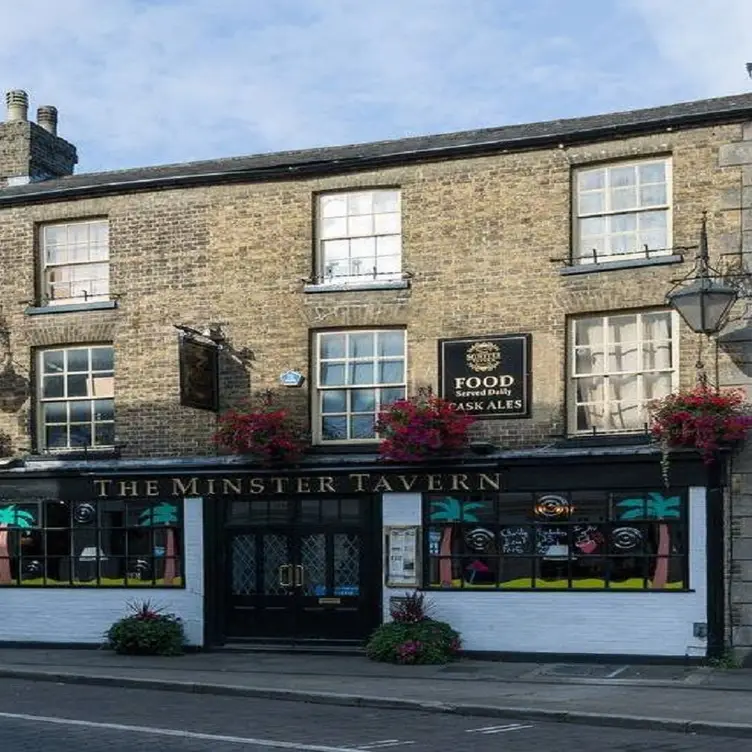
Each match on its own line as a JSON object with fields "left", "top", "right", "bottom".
{"left": 1, "top": 0, "right": 744, "bottom": 173}
{"left": 629, "top": 0, "right": 752, "bottom": 97}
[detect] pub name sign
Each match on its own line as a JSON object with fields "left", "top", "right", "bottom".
{"left": 91, "top": 471, "right": 504, "bottom": 498}
{"left": 439, "top": 333, "right": 531, "bottom": 418}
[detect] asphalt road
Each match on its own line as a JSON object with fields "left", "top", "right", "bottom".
{"left": 0, "top": 678, "right": 748, "bottom": 751}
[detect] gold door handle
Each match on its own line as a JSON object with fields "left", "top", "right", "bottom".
{"left": 294, "top": 565, "right": 304, "bottom": 588}
{"left": 278, "top": 564, "right": 293, "bottom": 587}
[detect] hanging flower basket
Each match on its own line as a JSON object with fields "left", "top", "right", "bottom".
{"left": 214, "top": 393, "right": 305, "bottom": 464}
{"left": 649, "top": 384, "right": 752, "bottom": 483}
{"left": 375, "top": 390, "right": 475, "bottom": 463}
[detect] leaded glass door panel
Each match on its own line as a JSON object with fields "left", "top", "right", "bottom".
{"left": 225, "top": 496, "right": 378, "bottom": 641}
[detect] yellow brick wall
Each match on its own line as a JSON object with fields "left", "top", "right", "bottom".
{"left": 0, "top": 123, "right": 743, "bottom": 457}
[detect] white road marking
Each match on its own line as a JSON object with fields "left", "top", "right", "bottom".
{"left": 604, "top": 665, "right": 630, "bottom": 679}
{"left": 0, "top": 711, "right": 362, "bottom": 751}
{"left": 357, "top": 741, "right": 416, "bottom": 749}
{"left": 465, "top": 723, "right": 534, "bottom": 734}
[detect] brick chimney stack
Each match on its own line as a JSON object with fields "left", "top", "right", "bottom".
{"left": 0, "top": 89, "right": 78, "bottom": 187}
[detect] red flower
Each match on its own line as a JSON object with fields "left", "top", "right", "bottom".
{"left": 375, "top": 391, "right": 475, "bottom": 463}
{"left": 650, "top": 385, "right": 752, "bottom": 463}
{"left": 215, "top": 394, "right": 305, "bottom": 464}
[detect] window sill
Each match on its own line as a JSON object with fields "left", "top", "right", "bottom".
{"left": 557, "top": 434, "right": 652, "bottom": 449}
{"left": 559, "top": 254, "right": 684, "bottom": 276}
{"left": 26, "top": 447, "right": 121, "bottom": 462}
{"left": 307, "top": 444, "right": 380, "bottom": 455}
{"left": 25, "top": 300, "right": 118, "bottom": 316}
{"left": 303, "top": 280, "right": 409, "bottom": 294}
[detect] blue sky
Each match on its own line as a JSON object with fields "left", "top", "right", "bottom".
{"left": 1, "top": 0, "right": 750, "bottom": 174}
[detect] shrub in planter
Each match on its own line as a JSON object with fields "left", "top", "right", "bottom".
{"left": 105, "top": 601, "right": 186, "bottom": 656}
{"left": 365, "top": 592, "right": 461, "bottom": 665}
{"left": 375, "top": 389, "right": 475, "bottom": 463}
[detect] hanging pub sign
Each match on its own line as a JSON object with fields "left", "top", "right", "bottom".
{"left": 178, "top": 336, "right": 219, "bottom": 412}
{"left": 438, "top": 333, "right": 531, "bottom": 418}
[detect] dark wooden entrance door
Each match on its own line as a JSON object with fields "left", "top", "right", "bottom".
{"left": 225, "top": 497, "right": 379, "bottom": 642}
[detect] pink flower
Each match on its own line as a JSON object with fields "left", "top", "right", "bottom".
{"left": 650, "top": 385, "right": 752, "bottom": 463}
{"left": 376, "top": 391, "right": 475, "bottom": 463}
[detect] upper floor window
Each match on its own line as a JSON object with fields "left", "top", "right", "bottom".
{"left": 316, "top": 190, "right": 401, "bottom": 284}
{"left": 314, "top": 329, "right": 406, "bottom": 443}
{"left": 574, "top": 159, "right": 671, "bottom": 265}
{"left": 40, "top": 219, "right": 109, "bottom": 304}
{"left": 570, "top": 310, "right": 677, "bottom": 434}
{"left": 37, "top": 345, "right": 115, "bottom": 450}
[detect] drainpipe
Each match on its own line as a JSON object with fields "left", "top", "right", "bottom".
{"left": 706, "top": 454, "right": 726, "bottom": 660}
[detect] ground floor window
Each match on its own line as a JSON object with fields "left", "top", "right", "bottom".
{"left": 0, "top": 499, "right": 183, "bottom": 587}
{"left": 424, "top": 490, "right": 687, "bottom": 590}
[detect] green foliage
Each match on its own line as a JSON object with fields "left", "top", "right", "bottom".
{"left": 367, "top": 594, "right": 460, "bottom": 664}
{"left": 105, "top": 600, "right": 186, "bottom": 656}
{"left": 708, "top": 651, "right": 743, "bottom": 670}
{"left": 366, "top": 618, "right": 461, "bottom": 665}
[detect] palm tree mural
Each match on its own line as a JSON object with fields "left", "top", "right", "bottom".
{"left": 139, "top": 502, "right": 179, "bottom": 585}
{"left": 430, "top": 497, "right": 486, "bottom": 587}
{"left": 617, "top": 492, "right": 681, "bottom": 590}
{"left": 0, "top": 505, "right": 35, "bottom": 584}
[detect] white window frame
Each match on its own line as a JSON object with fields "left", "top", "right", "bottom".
{"left": 315, "top": 189, "right": 402, "bottom": 285}
{"left": 40, "top": 219, "right": 110, "bottom": 305}
{"left": 37, "top": 345, "right": 115, "bottom": 451}
{"left": 313, "top": 329, "right": 407, "bottom": 445}
{"left": 568, "top": 310, "right": 679, "bottom": 435}
{"left": 573, "top": 158, "right": 672, "bottom": 265}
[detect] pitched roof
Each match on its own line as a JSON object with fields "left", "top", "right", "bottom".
{"left": 2, "top": 91, "right": 752, "bottom": 205}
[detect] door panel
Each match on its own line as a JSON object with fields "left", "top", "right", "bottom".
{"left": 225, "top": 496, "right": 379, "bottom": 642}
{"left": 227, "top": 528, "right": 295, "bottom": 638}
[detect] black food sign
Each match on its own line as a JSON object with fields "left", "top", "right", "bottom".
{"left": 438, "top": 334, "right": 531, "bottom": 418}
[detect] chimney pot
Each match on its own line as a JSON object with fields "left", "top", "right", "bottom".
{"left": 37, "top": 105, "right": 58, "bottom": 135}
{"left": 5, "top": 90, "right": 29, "bottom": 122}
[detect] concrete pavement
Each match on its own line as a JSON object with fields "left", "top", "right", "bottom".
{"left": 0, "top": 648, "right": 751, "bottom": 737}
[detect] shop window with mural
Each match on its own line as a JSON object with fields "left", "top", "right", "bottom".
{"left": 424, "top": 491, "right": 687, "bottom": 591}
{"left": 0, "top": 499, "right": 183, "bottom": 587}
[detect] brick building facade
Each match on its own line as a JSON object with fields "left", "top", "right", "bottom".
{"left": 0, "top": 88, "right": 751, "bottom": 660}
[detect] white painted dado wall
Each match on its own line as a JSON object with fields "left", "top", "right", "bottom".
{"left": 382, "top": 489, "right": 708, "bottom": 657}
{"left": 0, "top": 497, "right": 205, "bottom": 646}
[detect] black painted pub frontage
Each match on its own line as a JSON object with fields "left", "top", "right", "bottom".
{"left": 0, "top": 447, "right": 724, "bottom": 660}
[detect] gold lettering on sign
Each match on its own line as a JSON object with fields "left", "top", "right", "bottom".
{"left": 206, "top": 478, "right": 217, "bottom": 495}
{"left": 427, "top": 474, "right": 443, "bottom": 491}
{"left": 372, "top": 475, "right": 394, "bottom": 493}
{"left": 172, "top": 477, "right": 199, "bottom": 497}
{"left": 222, "top": 478, "right": 242, "bottom": 495}
{"left": 478, "top": 473, "right": 501, "bottom": 491}
{"left": 349, "top": 474, "right": 369, "bottom": 492}
{"left": 450, "top": 474, "right": 470, "bottom": 491}
{"left": 297, "top": 477, "right": 311, "bottom": 493}
{"left": 396, "top": 475, "right": 418, "bottom": 491}
{"left": 94, "top": 480, "right": 112, "bottom": 498}
{"left": 118, "top": 480, "right": 140, "bottom": 497}
{"left": 145, "top": 479, "right": 159, "bottom": 497}
{"left": 270, "top": 477, "right": 287, "bottom": 493}
{"left": 318, "top": 476, "right": 336, "bottom": 493}
{"left": 249, "top": 478, "right": 265, "bottom": 494}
